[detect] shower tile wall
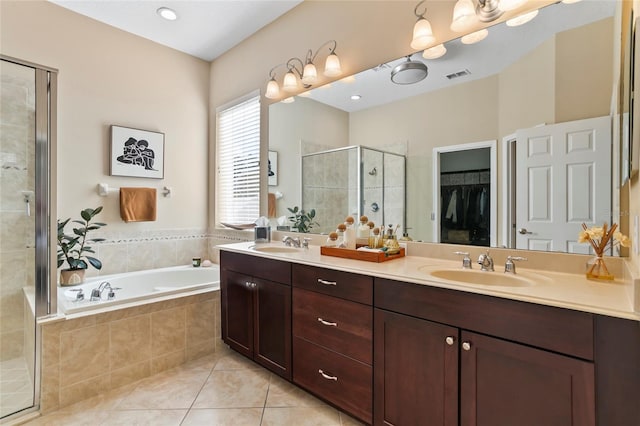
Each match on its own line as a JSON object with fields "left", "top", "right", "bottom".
{"left": 383, "top": 154, "right": 405, "bottom": 233}
{"left": 0, "top": 62, "right": 35, "bottom": 363}
{"left": 302, "top": 150, "right": 352, "bottom": 235}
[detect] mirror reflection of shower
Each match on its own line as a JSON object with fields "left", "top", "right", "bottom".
{"left": 301, "top": 145, "right": 406, "bottom": 235}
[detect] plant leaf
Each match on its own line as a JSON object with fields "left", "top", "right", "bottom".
{"left": 86, "top": 256, "right": 102, "bottom": 270}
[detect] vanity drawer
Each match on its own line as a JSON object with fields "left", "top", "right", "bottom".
{"left": 293, "top": 288, "right": 372, "bottom": 364}
{"left": 292, "top": 264, "right": 373, "bottom": 305}
{"left": 375, "top": 278, "right": 594, "bottom": 360}
{"left": 221, "top": 251, "right": 291, "bottom": 284}
{"left": 293, "top": 336, "right": 372, "bottom": 424}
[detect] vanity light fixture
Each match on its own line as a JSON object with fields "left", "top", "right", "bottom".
{"left": 157, "top": 7, "right": 177, "bottom": 21}
{"left": 506, "top": 9, "right": 538, "bottom": 27}
{"left": 461, "top": 28, "right": 489, "bottom": 45}
{"left": 410, "top": 1, "right": 436, "bottom": 51}
{"left": 451, "top": 0, "right": 530, "bottom": 32}
{"left": 422, "top": 44, "right": 447, "bottom": 60}
{"left": 264, "top": 40, "right": 342, "bottom": 99}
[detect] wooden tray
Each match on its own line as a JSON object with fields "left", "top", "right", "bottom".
{"left": 320, "top": 246, "right": 405, "bottom": 263}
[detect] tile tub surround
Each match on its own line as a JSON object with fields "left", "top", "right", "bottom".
{"left": 76, "top": 229, "right": 210, "bottom": 280}
{"left": 22, "top": 345, "right": 364, "bottom": 426}
{"left": 39, "top": 290, "right": 220, "bottom": 413}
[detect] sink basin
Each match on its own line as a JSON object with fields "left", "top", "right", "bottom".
{"left": 251, "top": 246, "right": 301, "bottom": 253}
{"left": 421, "top": 268, "right": 534, "bottom": 287}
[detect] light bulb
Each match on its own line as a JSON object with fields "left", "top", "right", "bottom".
{"left": 461, "top": 29, "right": 488, "bottom": 45}
{"left": 301, "top": 62, "right": 318, "bottom": 85}
{"left": 282, "top": 71, "right": 298, "bottom": 92}
{"left": 324, "top": 53, "right": 342, "bottom": 77}
{"left": 450, "top": 0, "right": 477, "bottom": 33}
{"left": 265, "top": 78, "right": 280, "bottom": 99}
{"left": 411, "top": 18, "right": 436, "bottom": 51}
{"left": 422, "top": 44, "right": 447, "bottom": 60}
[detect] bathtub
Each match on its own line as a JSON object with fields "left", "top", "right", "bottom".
{"left": 58, "top": 265, "right": 220, "bottom": 315}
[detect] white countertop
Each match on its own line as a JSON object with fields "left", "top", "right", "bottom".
{"left": 219, "top": 241, "right": 639, "bottom": 321}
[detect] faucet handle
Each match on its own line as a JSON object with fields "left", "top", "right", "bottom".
{"left": 303, "top": 237, "right": 312, "bottom": 249}
{"left": 454, "top": 251, "right": 472, "bottom": 269}
{"left": 504, "top": 256, "right": 527, "bottom": 274}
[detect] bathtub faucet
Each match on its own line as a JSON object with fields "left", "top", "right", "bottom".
{"left": 90, "top": 281, "right": 115, "bottom": 301}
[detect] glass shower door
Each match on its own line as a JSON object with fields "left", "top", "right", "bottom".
{"left": 0, "top": 59, "right": 37, "bottom": 418}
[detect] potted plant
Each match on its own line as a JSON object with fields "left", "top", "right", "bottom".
{"left": 57, "top": 206, "right": 107, "bottom": 285}
{"left": 287, "top": 206, "right": 319, "bottom": 233}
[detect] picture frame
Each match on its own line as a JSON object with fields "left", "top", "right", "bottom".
{"left": 110, "top": 125, "right": 165, "bottom": 179}
{"left": 268, "top": 150, "right": 278, "bottom": 186}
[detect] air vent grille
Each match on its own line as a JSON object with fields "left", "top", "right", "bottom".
{"left": 446, "top": 69, "right": 471, "bottom": 80}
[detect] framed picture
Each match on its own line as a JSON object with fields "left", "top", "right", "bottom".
{"left": 268, "top": 150, "right": 278, "bottom": 186}
{"left": 110, "top": 125, "right": 165, "bottom": 179}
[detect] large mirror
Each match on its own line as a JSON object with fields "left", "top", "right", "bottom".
{"left": 268, "top": 0, "right": 628, "bottom": 255}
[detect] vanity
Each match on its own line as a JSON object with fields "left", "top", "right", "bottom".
{"left": 219, "top": 242, "right": 640, "bottom": 426}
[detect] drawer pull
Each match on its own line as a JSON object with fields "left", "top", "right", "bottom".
{"left": 318, "top": 369, "right": 338, "bottom": 381}
{"left": 317, "top": 279, "right": 337, "bottom": 286}
{"left": 317, "top": 318, "right": 338, "bottom": 327}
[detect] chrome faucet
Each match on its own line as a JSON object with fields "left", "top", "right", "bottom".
{"left": 454, "top": 251, "right": 472, "bottom": 269}
{"left": 282, "top": 236, "right": 301, "bottom": 248}
{"left": 90, "top": 281, "right": 115, "bottom": 301}
{"left": 477, "top": 251, "right": 494, "bottom": 272}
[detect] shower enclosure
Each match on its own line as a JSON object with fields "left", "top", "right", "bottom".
{"left": 301, "top": 146, "right": 406, "bottom": 235}
{"left": 1, "top": 56, "right": 56, "bottom": 419}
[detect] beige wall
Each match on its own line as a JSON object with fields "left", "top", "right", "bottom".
{"left": 0, "top": 1, "right": 210, "bottom": 233}
{"left": 631, "top": 0, "right": 640, "bottom": 275}
{"left": 1, "top": 1, "right": 211, "bottom": 276}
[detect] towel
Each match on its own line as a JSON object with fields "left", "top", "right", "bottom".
{"left": 445, "top": 189, "right": 457, "bottom": 223}
{"left": 268, "top": 193, "right": 276, "bottom": 218}
{"left": 120, "top": 187, "right": 157, "bottom": 222}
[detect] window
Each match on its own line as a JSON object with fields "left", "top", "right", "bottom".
{"left": 216, "top": 93, "right": 260, "bottom": 225}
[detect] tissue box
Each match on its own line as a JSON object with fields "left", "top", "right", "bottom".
{"left": 254, "top": 226, "right": 271, "bottom": 243}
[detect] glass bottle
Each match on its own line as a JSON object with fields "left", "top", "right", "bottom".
{"left": 325, "top": 232, "right": 339, "bottom": 247}
{"left": 344, "top": 216, "right": 356, "bottom": 249}
{"left": 357, "top": 215, "right": 370, "bottom": 238}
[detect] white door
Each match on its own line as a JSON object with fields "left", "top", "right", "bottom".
{"left": 515, "top": 116, "right": 611, "bottom": 253}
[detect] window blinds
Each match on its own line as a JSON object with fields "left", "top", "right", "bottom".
{"left": 216, "top": 95, "right": 260, "bottom": 225}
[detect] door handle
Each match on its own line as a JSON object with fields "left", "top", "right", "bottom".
{"left": 517, "top": 228, "right": 532, "bottom": 235}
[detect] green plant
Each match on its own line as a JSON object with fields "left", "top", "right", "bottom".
{"left": 57, "top": 207, "right": 107, "bottom": 271}
{"left": 287, "top": 206, "right": 319, "bottom": 233}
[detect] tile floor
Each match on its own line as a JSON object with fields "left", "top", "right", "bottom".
{"left": 20, "top": 345, "right": 365, "bottom": 425}
{"left": 1, "top": 357, "right": 35, "bottom": 418}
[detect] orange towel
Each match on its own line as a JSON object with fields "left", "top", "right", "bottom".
{"left": 268, "top": 193, "right": 276, "bottom": 218}
{"left": 120, "top": 187, "right": 157, "bottom": 222}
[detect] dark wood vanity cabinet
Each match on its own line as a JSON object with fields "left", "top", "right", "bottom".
{"left": 220, "top": 251, "right": 292, "bottom": 380}
{"left": 291, "top": 264, "right": 374, "bottom": 424}
{"left": 374, "top": 277, "right": 596, "bottom": 426}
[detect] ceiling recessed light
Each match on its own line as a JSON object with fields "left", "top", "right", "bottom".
{"left": 157, "top": 7, "right": 177, "bottom": 21}
{"left": 351, "top": 94, "right": 362, "bottom": 101}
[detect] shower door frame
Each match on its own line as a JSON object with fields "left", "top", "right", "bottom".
{"left": 1, "top": 54, "right": 57, "bottom": 419}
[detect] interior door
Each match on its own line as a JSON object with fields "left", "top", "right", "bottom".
{"left": 515, "top": 116, "right": 611, "bottom": 253}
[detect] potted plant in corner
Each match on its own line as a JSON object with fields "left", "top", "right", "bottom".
{"left": 57, "top": 206, "right": 107, "bottom": 285}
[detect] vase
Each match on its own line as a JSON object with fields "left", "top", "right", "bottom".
{"left": 60, "top": 269, "right": 85, "bottom": 286}
{"left": 585, "top": 256, "right": 614, "bottom": 281}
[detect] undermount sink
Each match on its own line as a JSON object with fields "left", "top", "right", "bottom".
{"left": 420, "top": 267, "right": 534, "bottom": 287}
{"left": 251, "top": 245, "right": 301, "bottom": 253}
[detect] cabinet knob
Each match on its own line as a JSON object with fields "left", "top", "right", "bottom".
{"left": 245, "top": 281, "right": 252, "bottom": 288}
{"left": 317, "top": 279, "right": 337, "bottom": 286}
{"left": 317, "top": 318, "right": 338, "bottom": 327}
{"left": 462, "top": 342, "right": 472, "bottom": 351}
{"left": 318, "top": 369, "right": 338, "bottom": 381}
{"left": 445, "top": 336, "right": 455, "bottom": 346}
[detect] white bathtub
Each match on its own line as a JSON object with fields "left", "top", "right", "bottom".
{"left": 58, "top": 265, "right": 220, "bottom": 315}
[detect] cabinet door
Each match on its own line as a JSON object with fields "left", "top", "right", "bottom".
{"left": 254, "top": 278, "right": 292, "bottom": 380}
{"left": 223, "top": 270, "right": 254, "bottom": 358}
{"left": 460, "top": 331, "right": 595, "bottom": 426}
{"left": 374, "top": 309, "right": 458, "bottom": 426}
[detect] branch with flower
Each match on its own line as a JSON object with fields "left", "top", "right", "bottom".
{"left": 579, "top": 222, "right": 631, "bottom": 278}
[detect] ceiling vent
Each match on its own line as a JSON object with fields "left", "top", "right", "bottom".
{"left": 446, "top": 69, "right": 471, "bottom": 80}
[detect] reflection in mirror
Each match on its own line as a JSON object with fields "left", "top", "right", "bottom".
{"left": 268, "top": 0, "right": 626, "bottom": 255}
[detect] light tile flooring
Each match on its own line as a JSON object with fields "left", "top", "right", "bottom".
{"left": 21, "top": 345, "right": 365, "bottom": 426}
{"left": 1, "top": 357, "right": 35, "bottom": 418}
